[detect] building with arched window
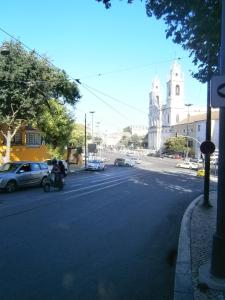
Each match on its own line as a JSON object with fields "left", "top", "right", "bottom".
{"left": 148, "top": 61, "right": 186, "bottom": 152}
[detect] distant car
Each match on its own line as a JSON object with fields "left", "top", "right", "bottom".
{"left": 86, "top": 159, "right": 105, "bottom": 171}
{"left": 114, "top": 158, "right": 134, "bottom": 167}
{"left": 114, "top": 158, "right": 125, "bottom": 166}
{"left": 44, "top": 159, "right": 68, "bottom": 175}
{"left": 130, "top": 157, "right": 142, "bottom": 164}
{"left": 0, "top": 161, "right": 49, "bottom": 192}
{"left": 190, "top": 158, "right": 204, "bottom": 163}
{"left": 176, "top": 161, "right": 199, "bottom": 170}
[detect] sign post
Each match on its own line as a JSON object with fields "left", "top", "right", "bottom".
{"left": 211, "top": 0, "right": 225, "bottom": 278}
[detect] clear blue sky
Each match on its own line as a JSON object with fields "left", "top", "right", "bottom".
{"left": 0, "top": 0, "right": 206, "bottom": 132}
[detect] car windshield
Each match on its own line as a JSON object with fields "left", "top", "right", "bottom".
{"left": 89, "top": 160, "right": 100, "bottom": 163}
{"left": 0, "top": 162, "right": 20, "bottom": 173}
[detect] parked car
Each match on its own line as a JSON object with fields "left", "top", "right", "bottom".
{"left": 130, "top": 157, "right": 142, "bottom": 164}
{"left": 0, "top": 161, "right": 49, "bottom": 192}
{"left": 86, "top": 160, "right": 105, "bottom": 171}
{"left": 176, "top": 161, "right": 199, "bottom": 170}
{"left": 44, "top": 159, "right": 68, "bottom": 175}
{"left": 114, "top": 158, "right": 134, "bottom": 167}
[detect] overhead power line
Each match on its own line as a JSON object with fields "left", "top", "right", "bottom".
{"left": 80, "top": 82, "right": 132, "bottom": 122}
{"left": 81, "top": 82, "right": 148, "bottom": 115}
{"left": 79, "top": 57, "right": 182, "bottom": 79}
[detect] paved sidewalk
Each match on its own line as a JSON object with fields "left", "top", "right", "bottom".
{"left": 174, "top": 191, "right": 225, "bottom": 300}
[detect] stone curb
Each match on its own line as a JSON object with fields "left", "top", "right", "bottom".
{"left": 174, "top": 195, "right": 203, "bottom": 300}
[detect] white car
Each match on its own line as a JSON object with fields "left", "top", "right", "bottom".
{"left": 130, "top": 157, "right": 142, "bottom": 164}
{"left": 176, "top": 161, "right": 199, "bottom": 170}
{"left": 86, "top": 160, "right": 105, "bottom": 171}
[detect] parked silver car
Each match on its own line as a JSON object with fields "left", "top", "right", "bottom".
{"left": 0, "top": 161, "right": 49, "bottom": 192}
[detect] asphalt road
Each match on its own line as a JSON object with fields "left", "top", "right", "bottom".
{"left": 0, "top": 156, "right": 217, "bottom": 300}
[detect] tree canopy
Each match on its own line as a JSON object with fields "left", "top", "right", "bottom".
{"left": 0, "top": 40, "right": 80, "bottom": 127}
{"left": 35, "top": 99, "right": 74, "bottom": 151}
{"left": 0, "top": 40, "right": 81, "bottom": 161}
{"left": 163, "top": 136, "right": 187, "bottom": 154}
{"left": 96, "top": 0, "right": 221, "bottom": 82}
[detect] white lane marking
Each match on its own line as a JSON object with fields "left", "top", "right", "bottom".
{"left": 65, "top": 179, "right": 129, "bottom": 200}
{"left": 90, "top": 175, "right": 125, "bottom": 183}
{"left": 62, "top": 177, "right": 128, "bottom": 195}
{"left": 68, "top": 183, "right": 83, "bottom": 188}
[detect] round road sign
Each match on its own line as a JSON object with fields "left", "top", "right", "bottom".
{"left": 200, "top": 141, "right": 216, "bottom": 155}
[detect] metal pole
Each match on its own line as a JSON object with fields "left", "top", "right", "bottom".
{"left": 203, "top": 80, "right": 212, "bottom": 207}
{"left": 185, "top": 104, "right": 192, "bottom": 159}
{"left": 211, "top": 0, "right": 225, "bottom": 278}
{"left": 84, "top": 113, "right": 87, "bottom": 169}
{"left": 90, "top": 111, "right": 95, "bottom": 142}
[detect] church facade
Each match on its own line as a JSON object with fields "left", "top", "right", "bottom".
{"left": 148, "top": 61, "right": 186, "bottom": 152}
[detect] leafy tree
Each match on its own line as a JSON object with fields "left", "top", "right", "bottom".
{"left": 163, "top": 136, "right": 187, "bottom": 154}
{"left": 123, "top": 126, "right": 132, "bottom": 134}
{"left": 35, "top": 99, "right": 73, "bottom": 153}
{"left": 94, "top": 136, "right": 103, "bottom": 145}
{"left": 96, "top": 0, "right": 221, "bottom": 82}
{"left": 130, "top": 134, "right": 142, "bottom": 148}
{"left": 69, "top": 123, "right": 85, "bottom": 148}
{"left": 0, "top": 40, "right": 80, "bottom": 161}
{"left": 119, "top": 135, "right": 130, "bottom": 148}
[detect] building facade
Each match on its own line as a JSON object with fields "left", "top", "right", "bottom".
{"left": 148, "top": 61, "right": 186, "bottom": 152}
{"left": 148, "top": 61, "right": 218, "bottom": 157}
{"left": 0, "top": 125, "right": 49, "bottom": 164}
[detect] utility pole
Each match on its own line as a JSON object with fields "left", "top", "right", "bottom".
{"left": 185, "top": 103, "right": 193, "bottom": 159}
{"left": 89, "top": 111, "right": 95, "bottom": 142}
{"left": 203, "top": 78, "right": 212, "bottom": 207}
{"left": 211, "top": 0, "right": 225, "bottom": 278}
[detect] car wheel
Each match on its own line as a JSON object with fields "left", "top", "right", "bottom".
{"left": 41, "top": 176, "right": 48, "bottom": 186}
{"left": 43, "top": 183, "right": 51, "bottom": 192}
{"left": 5, "top": 180, "right": 17, "bottom": 193}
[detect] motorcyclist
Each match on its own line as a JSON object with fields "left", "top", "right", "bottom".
{"left": 58, "top": 160, "right": 66, "bottom": 177}
{"left": 51, "top": 159, "right": 62, "bottom": 187}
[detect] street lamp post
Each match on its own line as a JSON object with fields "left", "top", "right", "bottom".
{"left": 89, "top": 111, "right": 95, "bottom": 142}
{"left": 185, "top": 103, "right": 193, "bottom": 159}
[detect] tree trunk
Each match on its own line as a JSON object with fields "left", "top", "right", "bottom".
{"left": 5, "top": 129, "right": 12, "bottom": 163}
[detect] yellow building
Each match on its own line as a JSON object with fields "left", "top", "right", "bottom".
{"left": 0, "top": 125, "right": 50, "bottom": 164}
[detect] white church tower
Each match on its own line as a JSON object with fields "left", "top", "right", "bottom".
{"left": 148, "top": 77, "right": 162, "bottom": 151}
{"left": 162, "top": 60, "right": 185, "bottom": 127}
{"left": 148, "top": 60, "right": 186, "bottom": 152}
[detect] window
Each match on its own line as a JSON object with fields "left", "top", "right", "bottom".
{"left": 19, "top": 164, "right": 31, "bottom": 172}
{"left": 31, "top": 163, "right": 40, "bottom": 171}
{"left": 26, "top": 132, "right": 41, "bottom": 146}
{"left": 168, "top": 84, "right": 171, "bottom": 96}
{"left": 156, "top": 96, "right": 159, "bottom": 105}
{"left": 12, "top": 131, "right": 22, "bottom": 145}
{"left": 175, "top": 85, "right": 180, "bottom": 95}
{"left": 39, "top": 163, "right": 48, "bottom": 170}
{"left": 198, "top": 125, "right": 201, "bottom": 132}
{"left": 167, "top": 114, "right": 170, "bottom": 124}
{"left": 176, "top": 114, "right": 179, "bottom": 123}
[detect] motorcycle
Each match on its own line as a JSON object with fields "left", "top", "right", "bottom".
{"left": 43, "top": 172, "right": 64, "bottom": 192}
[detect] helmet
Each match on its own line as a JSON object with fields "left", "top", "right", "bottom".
{"left": 52, "top": 158, "right": 57, "bottom": 165}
